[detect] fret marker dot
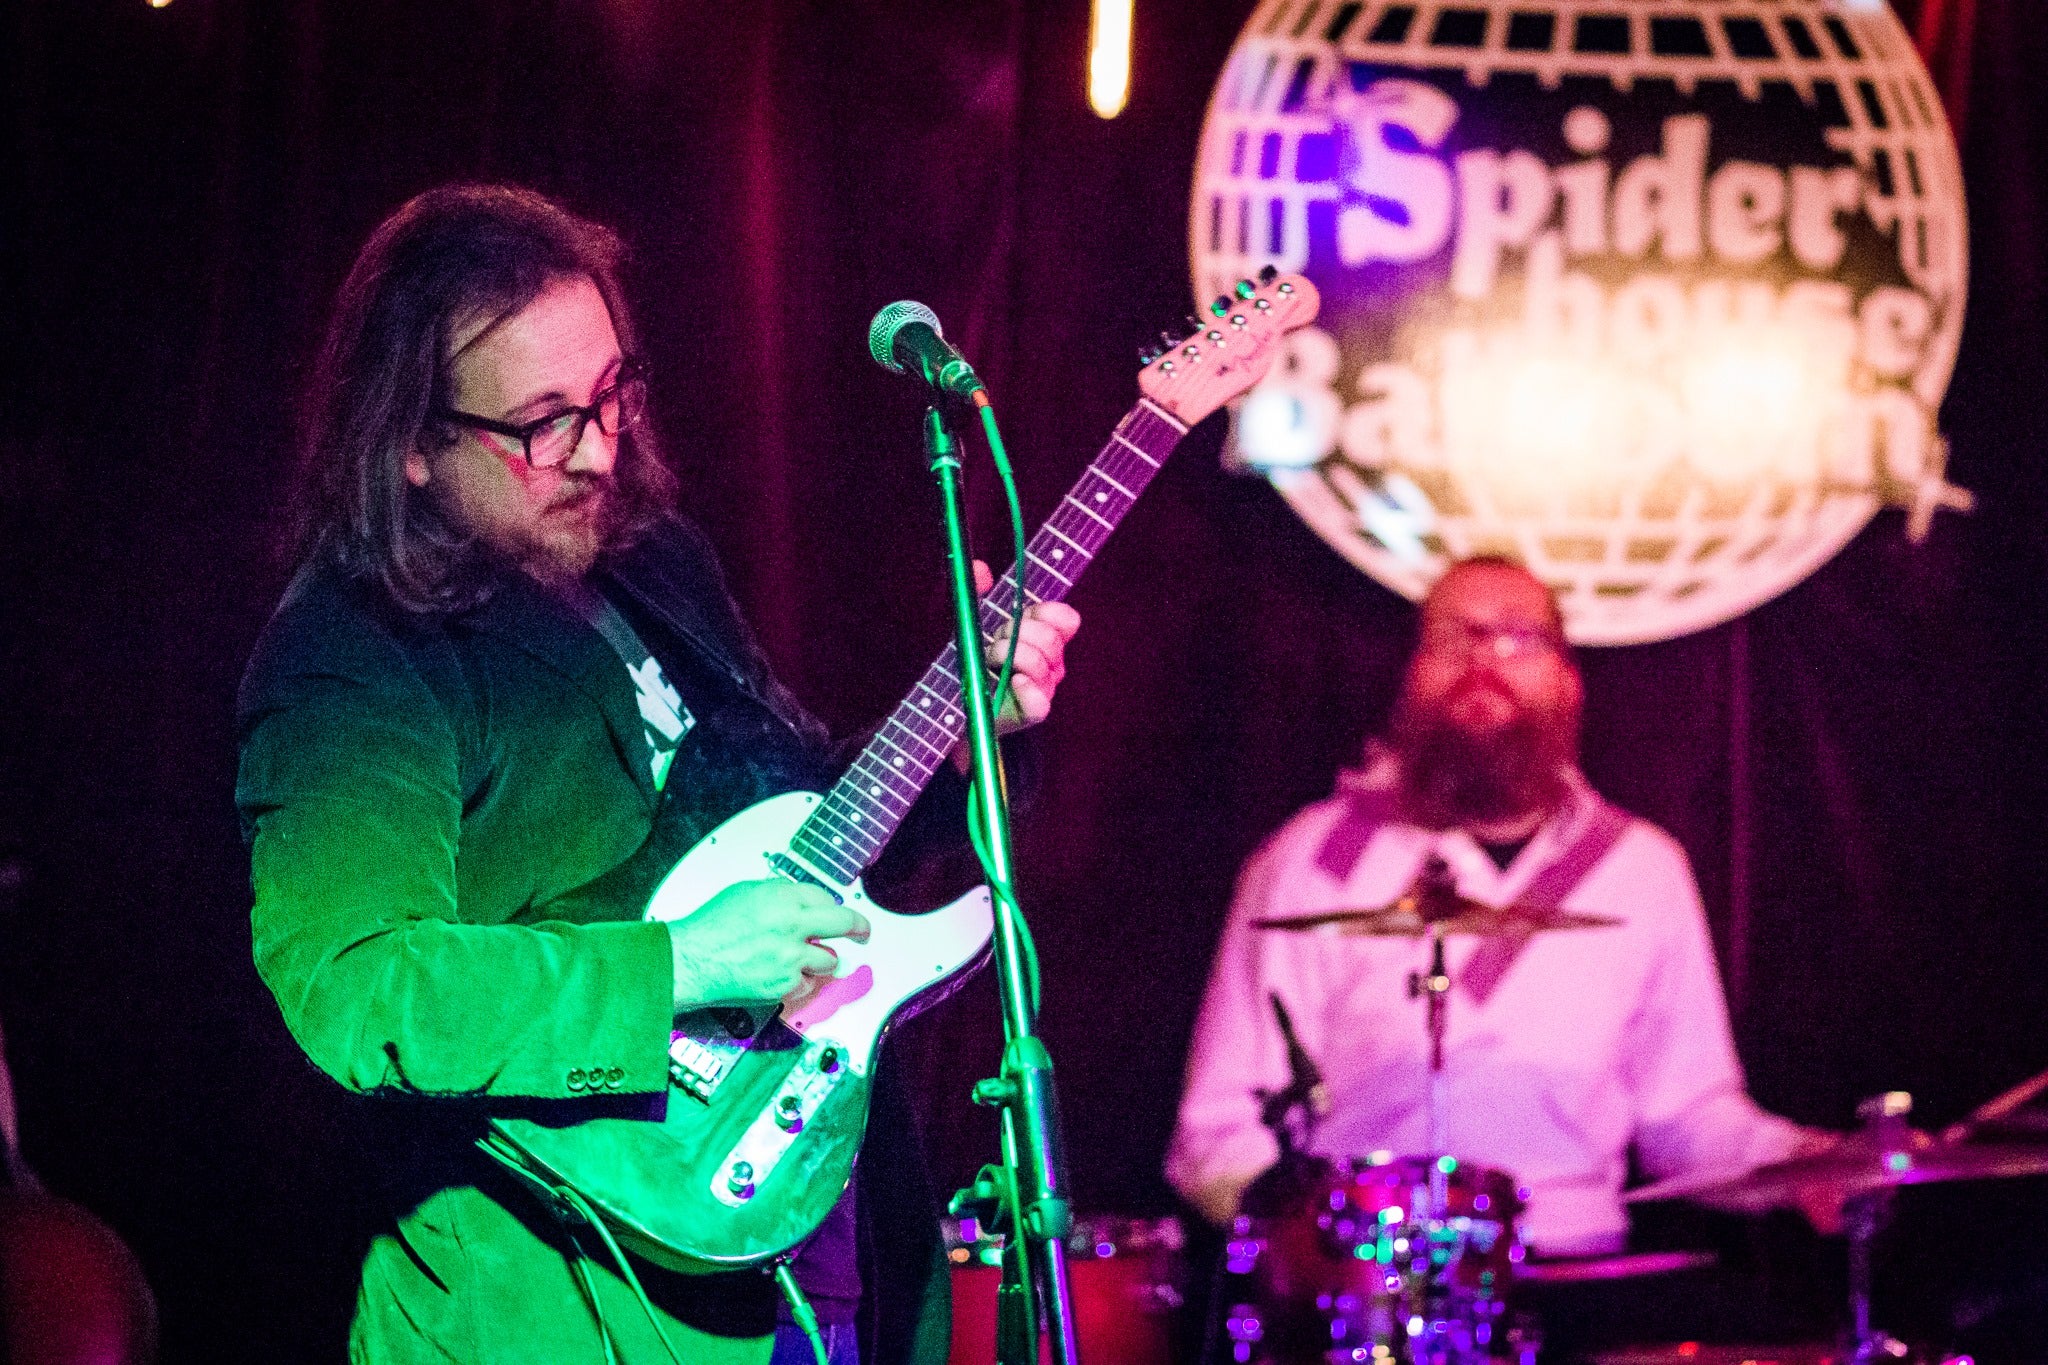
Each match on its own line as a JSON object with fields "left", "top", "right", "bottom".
{"left": 1094, "top": 492, "right": 1107, "bottom": 502}
{"left": 869, "top": 784, "right": 882, "bottom": 795}
{"left": 892, "top": 757, "right": 905, "bottom": 768}
{"left": 831, "top": 836, "right": 844, "bottom": 846}
{"left": 1052, "top": 548, "right": 1065, "bottom": 559}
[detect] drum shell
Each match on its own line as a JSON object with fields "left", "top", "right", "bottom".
{"left": 944, "top": 1216, "right": 1182, "bottom": 1365}
{"left": 1248, "top": 1156, "right": 1523, "bottom": 1299}
{"left": 1222, "top": 1155, "right": 1526, "bottom": 1363}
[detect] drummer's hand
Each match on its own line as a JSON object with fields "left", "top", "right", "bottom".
{"left": 951, "top": 560, "right": 1080, "bottom": 772}
{"left": 1785, "top": 1130, "right": 1850, "bottom": 1236}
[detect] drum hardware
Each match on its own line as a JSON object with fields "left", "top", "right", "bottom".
{"left": 1514, "top": 1250, "right": 1720, "bottom": 1285}
{"left": 1629, "top": 1089, "right": 2048, "bottom": 1365}
{"left": 1251, "top": 905, "right": 1623, "bottom": 937}
{"left": 1249, "top": 857, "right": 1624, "bottom": 939}
{"left": 1624, "top": 1095, "right": 2048, "bottom": 1211}
{"left": 1250, "top": 855, "right": 1627, "bottom": 1231}
{"left": 1255, "top": 994, "right": 1330, "bottom": 1162}
{"left": 1225, "top": 1154, "right": 1533, "bottom": 1365}
{"left": 1245, "top": 853, "right": 2048, "bottom": 1363}
{"left": 1228, "top": 859, "right": 1568, "bottom": 1363}
{"left": 1843, "top": 1095, "right": 1962, "bottom": 1365}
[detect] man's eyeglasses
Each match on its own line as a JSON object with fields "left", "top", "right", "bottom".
{"left": 434, "top": 362, "right": 648, "bottom": 469}
{"left": 1420, "top": 617, "right": 1566, "bottom": 663}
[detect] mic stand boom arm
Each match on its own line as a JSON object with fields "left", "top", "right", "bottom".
{"left": 923, "top": 404, "right": 1082, "bottom": 1365}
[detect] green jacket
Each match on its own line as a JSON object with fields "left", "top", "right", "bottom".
{"left": 237, "top": 518, "right": 952, "bottom": 1364}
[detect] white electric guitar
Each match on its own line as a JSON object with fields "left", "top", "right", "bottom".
{"left": 484, "top": 269, "right": 1321, "bottom": 1273}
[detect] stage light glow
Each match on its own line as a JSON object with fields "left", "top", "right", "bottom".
{"left": 1088, "top": 0, "right": 1132, "bottom": 119}
{"left": 1680, "top": 334, "right": 1817, "bottom": 487}
{"left": 1237, "top": 387, "right": 1327, "bottom": 470}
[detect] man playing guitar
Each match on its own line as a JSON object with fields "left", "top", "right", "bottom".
{"left": 236, "top": 183, "right": 1077, "bottom": 1365}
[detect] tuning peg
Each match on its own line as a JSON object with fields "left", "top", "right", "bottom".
{"left": 1137, "top": 344, "right": 1162, "bottom": 366}
{"left": 1259, "top": 263, "right": 1279, "bottom": 283}
{"left": 1234, "top": 279, "right": 1256, "bottom": 299}
{"left": 1211, "top": 294, "right": 1234, "bottom": 317}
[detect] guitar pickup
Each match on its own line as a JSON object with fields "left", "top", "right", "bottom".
{"left": 768, "top": 851, "right": 843, "bottom": 903}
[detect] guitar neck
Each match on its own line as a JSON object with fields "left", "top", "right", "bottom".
{"left": 788, "top": 399, "right": 1188, "bottom": 885}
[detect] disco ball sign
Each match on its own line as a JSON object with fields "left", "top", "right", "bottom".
{"left": 1193, "top": 0, "right": 1969, "bottom": 644}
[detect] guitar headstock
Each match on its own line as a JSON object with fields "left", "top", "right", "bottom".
{"left": 1137, "top": 268, "right": 1322, "bottom": 427}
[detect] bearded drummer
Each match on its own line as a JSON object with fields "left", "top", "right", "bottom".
{"left": 1167, "top": 556, "right": 1833, "bottom": 1262}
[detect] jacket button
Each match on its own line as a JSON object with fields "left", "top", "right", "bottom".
{"left": 567, "top": 1068, "right": 586, "bottom": 1091}
{"left": 606, "top": 1067, "right": 625, "bottom": 1088}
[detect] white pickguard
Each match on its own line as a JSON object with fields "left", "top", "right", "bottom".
{"left": 644, "top": 791, "right": 994, "bottom": 1075}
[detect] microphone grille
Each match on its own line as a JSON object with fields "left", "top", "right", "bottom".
{"left": 868, "top": 300, "right": 942, "bottom": 373}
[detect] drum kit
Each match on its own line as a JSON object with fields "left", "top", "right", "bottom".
{"left": 941, "top": 862, "right": 2048, "bottom": 1362}
{"left": 1208, "top": 862, "right": 2048, "bottom": 1365}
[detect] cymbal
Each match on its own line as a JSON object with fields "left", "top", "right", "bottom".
{"left": 1252, "top": 899, "right": 1622, "bottom": 938}
{"left": 1517, "top": 1249, "right": 1718, "bottom": 1285}
{"left": 1626, "top": 1133, "right": 2048, "bottom": 1209}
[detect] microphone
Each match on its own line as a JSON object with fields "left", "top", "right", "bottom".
{"left": 1257, "top": 991, "right": 1329, "bottom": 1160}
{"left": 1269, "top": 993, "right": 1330, "bottom": 1121}
{"left": 868, "top": 301, "right": 984, "bottom": 398}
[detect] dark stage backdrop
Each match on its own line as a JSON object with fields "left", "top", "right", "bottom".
{"left": 2, "top": 1, "right": 2045, "bottom": 1359}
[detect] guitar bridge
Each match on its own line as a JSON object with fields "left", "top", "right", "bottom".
{"left": 711, "top": 1035, "right": 852, "bottom": 1207}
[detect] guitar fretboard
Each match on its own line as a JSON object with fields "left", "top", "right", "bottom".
{"left": 788, "top": 400, "right": 1188, "bottom": 886}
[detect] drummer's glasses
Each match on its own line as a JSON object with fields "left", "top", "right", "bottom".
{"left": 1422, "top": 617, "right": 1565, "bottom": 663}
{"left": 435, "top": 360, "right": 648, "bottom": 470}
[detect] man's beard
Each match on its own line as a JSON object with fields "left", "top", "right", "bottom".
{"left": 516, "top": 479, "right": 619, "bottom": 585}
{"left": 1388, "top": 678, "right": 1578, "bottom": 831}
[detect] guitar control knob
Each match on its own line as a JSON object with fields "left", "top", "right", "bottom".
{"left": 776, "top": 1095, "right": 804, "bottom": 1133}
{"left": 728, "top": 1161, "right": 755, "bottom": 1200}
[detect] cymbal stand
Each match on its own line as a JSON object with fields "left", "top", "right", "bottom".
{"left": 1845, "top": 1092, "right": 1914, "bottom": 1365}
{"left": 1406, "top": 857, "right": 1459, "bottom": 1220}
{"left": 1844, "top": 1191, "right": 1900, "bottom": 1365}
{"left": 1409, "top": 927, "right": 1453, "bottom": 1219}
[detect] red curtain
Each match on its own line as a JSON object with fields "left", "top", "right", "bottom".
{"left": 2, "top": 1, "right": 2045, "bottom": 1356}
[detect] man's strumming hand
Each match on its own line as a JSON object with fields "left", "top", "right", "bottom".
{"left": 666, "top": 879, "right": 869, "bottom": 1012}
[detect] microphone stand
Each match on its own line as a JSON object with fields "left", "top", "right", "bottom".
{"left": 923, "top": 404, "right": 1082, "bottom": 1365}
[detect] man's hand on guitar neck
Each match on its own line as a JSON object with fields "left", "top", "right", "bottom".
{"left": 952, "top": 559, "right": 1081, "bottom": 773}
{"left": 667, "top": 880, "right": 871, "bottom": 1012}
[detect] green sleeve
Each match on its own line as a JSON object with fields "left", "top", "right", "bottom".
{"left": 238, "top": 632, "right": 674, "bottom": 1101}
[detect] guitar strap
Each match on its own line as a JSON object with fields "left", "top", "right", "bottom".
{"left": 576, "top": 589, "right": 657, "bottom": 676}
